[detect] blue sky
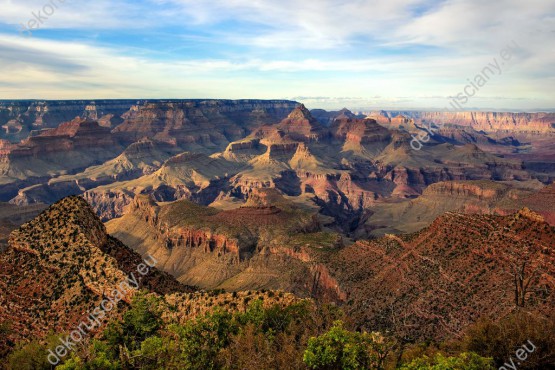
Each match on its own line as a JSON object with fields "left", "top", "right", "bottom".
{"left": 0, "top": 0, "right": 553, "bottom": 110}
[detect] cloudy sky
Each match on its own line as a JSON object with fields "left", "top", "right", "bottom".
{"left": 0, "top": 0, "right": 553, "bottom": 110}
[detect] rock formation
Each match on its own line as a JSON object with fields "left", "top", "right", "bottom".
{"left": 0, "top": 196, "right": 192, "bottom": 349}
{"left": 106, "top": 190, "right": 345, "bottom": 301}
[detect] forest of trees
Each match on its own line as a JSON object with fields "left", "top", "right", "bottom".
{"left": 4, "top": 291, "right": 555, "bottom": 369}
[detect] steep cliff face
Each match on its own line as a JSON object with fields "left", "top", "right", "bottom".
{"left": 222, "top": 139, "right": 266, "bottom": 161}
{"left": 127, "top": 195, "right": 247, "bottom": 261}
{"left": 15, "top": 119, "right": 118, "bottom": 158}
{"left": 309, "top": 264, "right": 348, "bottom": 302}
{"left": 331, "top": 117, "right": 391, "bottom": 155}
{"left": 424, "top": 180, "right": 509, "bottom": 200}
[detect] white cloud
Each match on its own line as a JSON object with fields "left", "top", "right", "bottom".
{"left": 0, "top": 0, "right": 553, "bottom": 109}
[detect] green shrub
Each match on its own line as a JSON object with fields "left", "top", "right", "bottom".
{"left": 303, "top": 320, "right": 393, "bottom": 370}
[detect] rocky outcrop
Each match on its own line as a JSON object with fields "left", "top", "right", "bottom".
{"left": 222, "top": 139, "right": 266, "bottom": 161}
{"left": 164, "top": 229, "right": 241, "bottom": 257}
{"left": 336, "top": 173, "right": 380, "bottom": 208}
{"left": 266, "top": 142, "right": 301, "bottom": 159}
{"left": 391, "top": 114, "right": 411, "bottom": 126}
{"left": 331, "top": 117, "right": 391, "bottom": 146}
{"left": 310, "top": 264, "right": 348, "bottom": 302}
{"left": 271, "top": 105, "right": 329, "bottom": 142}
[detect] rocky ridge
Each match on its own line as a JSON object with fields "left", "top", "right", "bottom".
{"left": 0, "top": 196, "right": 192, "bottom": 351}
{"left": 330, "top": 209, "right": 555, "bottom": 341}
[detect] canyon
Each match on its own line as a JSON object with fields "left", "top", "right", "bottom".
{"left": 1, "top": 99, "right": 553, "bottom": 239}
{"left": 1, "top": 99, "right": 554, "bottom": 364}
{"left": 1, "top": 181, "right": 553, "bottom": 354}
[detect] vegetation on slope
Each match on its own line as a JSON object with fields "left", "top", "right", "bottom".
{"left": 4, "top": 291, "right": 507, "bottom": 370}
{"left": 2, "top": 197, "right": 555, "bottom": 369}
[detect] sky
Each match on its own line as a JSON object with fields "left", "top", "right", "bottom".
{"left": 0, "top": 0, "right": 554, "bottom": 111}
